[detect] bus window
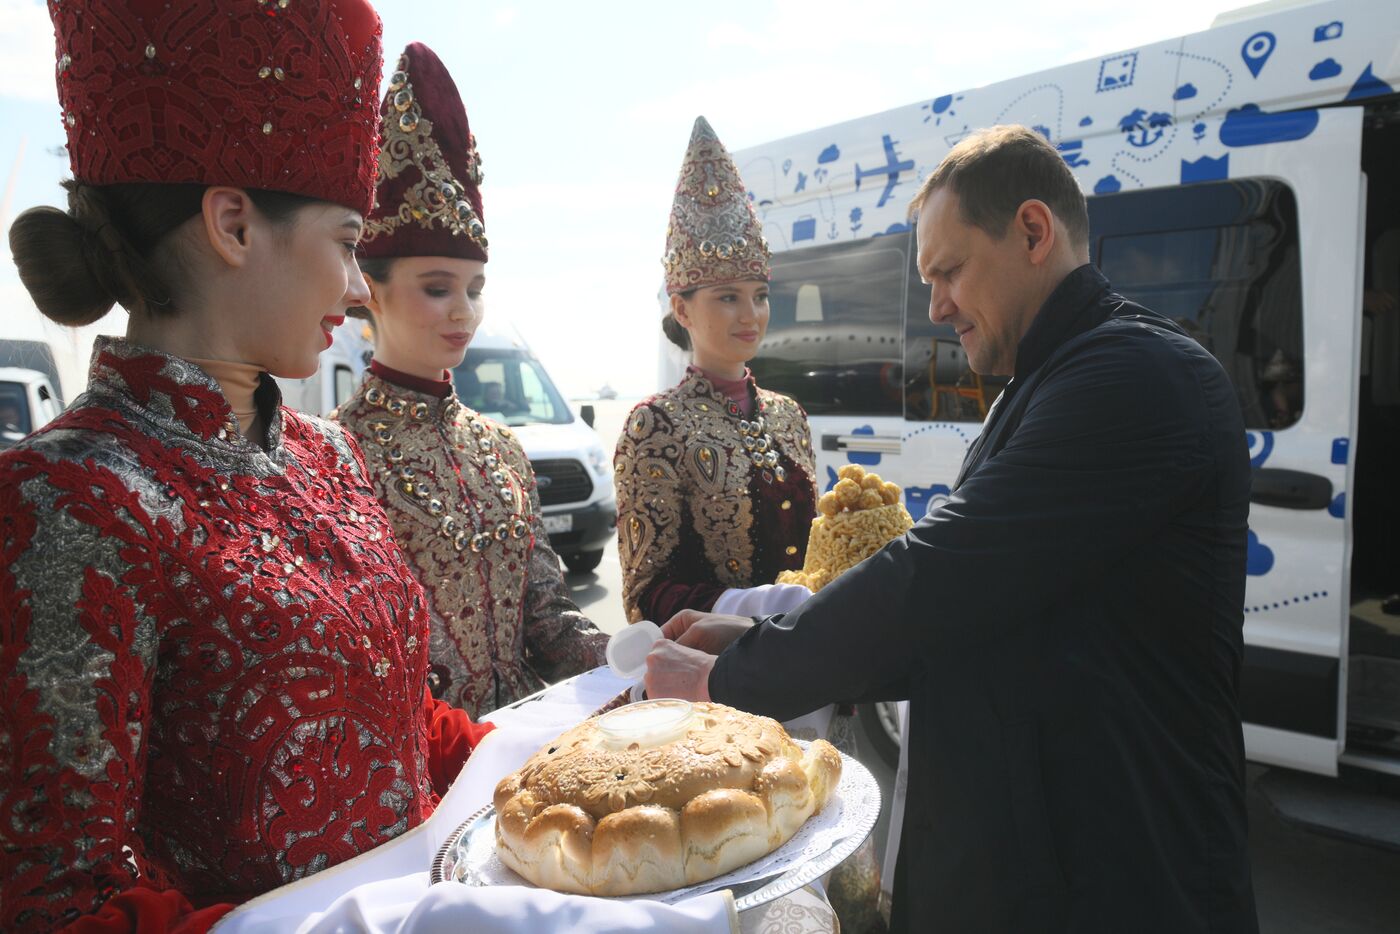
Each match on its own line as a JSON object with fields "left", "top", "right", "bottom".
{"left": 1090, "top": 178, "right": 1303, "bottom": 430}
{"left": 751, "top": 236, "right": 907, "bottom": 416}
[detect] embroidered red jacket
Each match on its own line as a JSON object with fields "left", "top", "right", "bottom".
{"left": 0, "top": 339, "right": 493, "bottom": 933}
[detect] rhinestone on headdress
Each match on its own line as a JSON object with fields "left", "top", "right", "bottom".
{"left": 661, "top": 116, "right": 771, "bottom": 296}
{"left": 362, "top": 49, "right": 486, "bottom": 252}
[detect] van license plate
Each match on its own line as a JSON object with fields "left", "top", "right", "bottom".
{"left": 542, "top": 514, "right": 573, "bottom": 534}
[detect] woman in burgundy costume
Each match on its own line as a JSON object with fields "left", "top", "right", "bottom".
{"left": 0, "top": 3, "right": 491, "bottom": 930}
{"left": 615, "top": 117, "right": 818, "bottom": 626}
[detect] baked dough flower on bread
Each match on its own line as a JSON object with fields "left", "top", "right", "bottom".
{"left": 493, "top": 701, "right": 842, "bottom": 896}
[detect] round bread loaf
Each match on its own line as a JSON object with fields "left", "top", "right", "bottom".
{"left": 492, "top": 700, "right": 842, "bottom": 896}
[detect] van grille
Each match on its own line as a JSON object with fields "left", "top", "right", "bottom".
{"left": 531, "top": 458, "right": 593, "bottom": 506}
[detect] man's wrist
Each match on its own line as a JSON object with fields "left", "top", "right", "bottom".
{"left": 700, "top": 652, "right": 717, "bottom": 702}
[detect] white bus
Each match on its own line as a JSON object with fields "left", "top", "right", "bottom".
{"left": 690, "top": 0, "right": 1400, "bottom": 811}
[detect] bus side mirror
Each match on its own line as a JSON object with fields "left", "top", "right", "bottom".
{"left": 580, "top": 404, "right": 596, "bottom": 428}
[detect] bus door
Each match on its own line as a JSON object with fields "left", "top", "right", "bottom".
{"left": 1086, "top": 106, "right": 1364, "bottom": 775}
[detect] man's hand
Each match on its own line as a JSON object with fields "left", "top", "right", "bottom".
{"left": 644, "top": 639, "right": 716, "bottom": 702}
{"left": 661, "top": 610, "right": 754, "bottom": 654}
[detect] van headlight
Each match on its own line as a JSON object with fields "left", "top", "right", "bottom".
{"left": 587, "top": 444, "right": 610, "bottom": 476}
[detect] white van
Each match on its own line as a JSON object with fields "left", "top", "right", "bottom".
{"left": 704, "top": 0, "right": 1400, "bottom": 805}
{"left": 292, "top": 318, "right": 617, "bottom": 574}
{"left": 279, "top": 319, "right": 377, "bottom": 416}
{"left": 0, "top": 366, "right": 62, "bottom": 450}
{"left": 451, "top": 320, "right": 617, "bottom": 574}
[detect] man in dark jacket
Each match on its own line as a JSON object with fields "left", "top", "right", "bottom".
{"left": 645, "top": 125, "right": 1258, "bottom": 933}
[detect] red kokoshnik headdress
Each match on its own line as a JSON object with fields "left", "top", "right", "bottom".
{"left": 359, "top": 42, "right": 486, "bottom": 262}
{"left": 49, "top": 0, "right": 383, "bottom": 216}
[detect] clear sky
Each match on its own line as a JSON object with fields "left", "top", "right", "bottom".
{"left": 1, "top": 0, "right": 1235, "bottom": 398}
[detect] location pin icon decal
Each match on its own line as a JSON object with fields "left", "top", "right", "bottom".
{"left": 1241, "top": 31, "right": 1276, "bottom": 78}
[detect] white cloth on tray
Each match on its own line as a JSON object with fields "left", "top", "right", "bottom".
{"left": 215, "top": 669, "right": 738, "bottom": 933}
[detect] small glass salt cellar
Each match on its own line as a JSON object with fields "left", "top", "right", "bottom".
{"left": 596, "top": 699, "right": 695, "bottom": 749}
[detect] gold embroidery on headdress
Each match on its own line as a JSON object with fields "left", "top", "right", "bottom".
{"left": 662, "top": 116, "right": 771, "bottom": 295}
{"left": 362, "top": 63, "right": 486, "bottom": 247}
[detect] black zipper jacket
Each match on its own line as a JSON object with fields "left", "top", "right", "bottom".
{"left": 711, "top": 264, "right": 1259, "bottom": 933}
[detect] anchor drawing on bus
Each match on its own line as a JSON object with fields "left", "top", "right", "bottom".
{"left": 854, "top": 135, "right": 916, "bottom": 208}
{"left": 1118, "top": 108, "right": 1173, "bottom": 147}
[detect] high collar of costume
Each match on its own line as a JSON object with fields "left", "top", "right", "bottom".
{"left": 370, "top": 359, "right": 452, "bottom": 398}
{"left": 358, "top": 365, "right": 464, "bottom": 425}
{"left": 686, "top": 365, "right": 756, "bottom": 417}
{"left": 683, "top": 366, "right": 764, "bottom": 420}
{"left": 87, "top": 336, "right": 284, "bottom": 450}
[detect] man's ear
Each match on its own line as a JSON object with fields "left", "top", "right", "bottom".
{"left": 201, "top": 187, "right": 256, "bottom": 268}
{"left": 1016, "top": 199, "right": 1057, "bottom": 266}
{"left": 670, "top": 291, "right": 692, "bottom": 328}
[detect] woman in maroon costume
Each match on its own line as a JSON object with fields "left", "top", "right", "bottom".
{"left": 0, "top": 2, "right": 490, "bottom": 931}
{"left": 615, "top": 117, "right": 818, "bottom": 626}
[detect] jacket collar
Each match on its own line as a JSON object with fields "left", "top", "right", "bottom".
{"left": 682, "top": 365, "right": 764, "bottom": 420}
{"left": 1012, "top": 264, "right": 1114, "bottom": 382}
{"left": 356, "top": 369, "right": 464, "bottom": 425}
{"left": 87, "top": 336, "right": 285, "bottom": 451}
{"left": 369, "top": 359, "right": 453, "bottom": 398}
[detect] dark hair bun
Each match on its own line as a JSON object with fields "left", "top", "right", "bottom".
{"left": 9, "top": 204, "right": 119, "bottom": 326}
{"left": 661, "top": 311, "right": 691, "bottom": 351}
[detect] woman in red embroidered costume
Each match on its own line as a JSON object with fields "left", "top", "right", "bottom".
{"left": 333, "top": 43, "right": 606, "bottom": 718}
{"left": 0, "top": 4, "right": 491, "bottom": 931}
{"left": 615, "top": 117, "right": 819, "bottom": 626}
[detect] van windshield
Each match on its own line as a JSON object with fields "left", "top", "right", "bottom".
{"left": 0, "top": 381, "right": 31, "bottom": 438}
{"left": 451, "top": 349, "right": 573, "bottom": 427}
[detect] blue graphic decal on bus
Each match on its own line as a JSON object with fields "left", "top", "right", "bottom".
{"left": 905, "top": 483, "right": 952, "bottom": 521}
{"left": 1246, "top": 529, "right": 1275, "bottom": 575}
{"left": 1182, "top": 155, "right": 1229, "bottom": 183}
{"left": 1241, "top": 31, "right": 1276, "bottom": 78}
{"left": 1346, "top": 63, "right": 1394, "bottom": 100}
{"left": 847, "top": 425, "right": 882, "bottom": 466}
{"left": 1246, "top": 431, "right": 1275, "bottom": 469}
{"left": 1220, "top": 104, "right": 1319, "bottom": 146}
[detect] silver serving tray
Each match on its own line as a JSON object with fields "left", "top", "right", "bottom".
{"left": 431, "top": 748, "right": 879, "bottom": 913}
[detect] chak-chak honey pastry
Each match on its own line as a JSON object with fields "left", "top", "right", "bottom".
{"left": 777, "top": 464, "right": 915, "bottom": 592}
